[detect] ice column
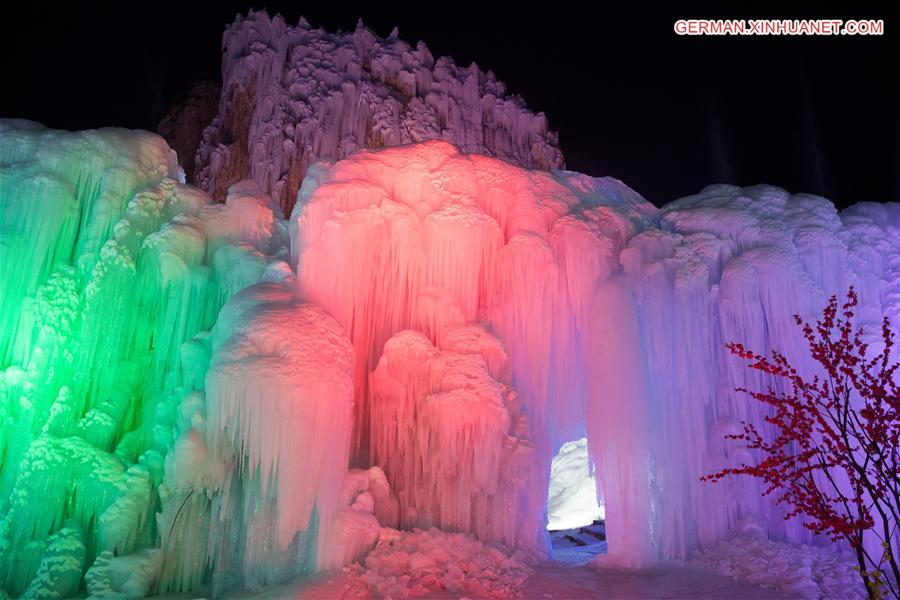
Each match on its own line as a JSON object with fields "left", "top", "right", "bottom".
{"left": 205, "top": 282, "right": 355, "bottom": 586}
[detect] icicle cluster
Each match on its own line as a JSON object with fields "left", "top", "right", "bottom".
{"left": 194, "top": 11, "right": 564, "bottom": 213}
{"left": 369, "top": 326, "right": 531, "bottom": 548}
{"left": 589, "top": 184, "right": 900, "bottom": 566}
{"left": 292, "top": 140, "right": 655, "bottom": 552}
{"left": 0, "top": 121, "right": 297, "bottom": 597}
{"left": 204, "top": 281, "right": 355, "bottom": 586}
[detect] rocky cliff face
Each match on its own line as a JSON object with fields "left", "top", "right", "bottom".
{"left": 157, "top": 81, "right": 220, "bottom": 182}
{"left": 191, "top": 11, "right": 564, "bottom": 214}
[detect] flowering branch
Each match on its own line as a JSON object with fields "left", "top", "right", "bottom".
{"left": 703, "top": 288, "right": 899, "bottom": 599}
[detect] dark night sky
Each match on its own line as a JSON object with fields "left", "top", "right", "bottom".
{"left": 2, "top": 3, "right": 898, "bottom": 208}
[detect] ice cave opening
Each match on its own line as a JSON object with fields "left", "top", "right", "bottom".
{"left": 546, "top": 438, "right": 607, "bottom": 564}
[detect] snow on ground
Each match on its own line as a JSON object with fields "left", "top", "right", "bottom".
{"left": 524, "top": 560, "right": 799, "bottom": 600}
{"left": 209, "top": 523, "right": 843, "bottom": 600}
{"left": 549, "top": 522, "right": 607, "bottom": 565}
{"left": 692, "top": 532, "right": 865, "bottom": 599}
{"left": 225, "top": 555, "right": 799, "bottom": 600}
{"left": 345, "top": 528, "right": 532, "bottom": 598}
{"left": 215, "top": 528, "right": 867, "bottom": 599}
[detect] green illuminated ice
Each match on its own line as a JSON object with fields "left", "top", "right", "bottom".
{"left": 0, "top": 120, "right": 324, "bottom": 598}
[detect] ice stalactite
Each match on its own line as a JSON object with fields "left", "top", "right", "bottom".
{"left": 292, "top": 140, "right": 655, "bottom": 552}
{"left": 0, "top": 122, "right": 185, "bottom": 597}
{"left": 154, "top": 387, "right": 222, "bottom": 595}
{"left": 0, "top": 121, "right": 183, "bottom": 368}
{"left": 294, "top": 145, "right": 899, "bottom": 569}
{"left": 193, "top": 11, "right": 564, "bottom": 213}
{"left": 204, "top": 281, "right": 355, "bottom": 588}
{"left": 587, "top": 283, "right": 658, "bottom": 568}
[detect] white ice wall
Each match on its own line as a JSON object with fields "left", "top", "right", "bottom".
{"left": 592, "top": 184, "right": 900, "bottom": 566}
{"left": 205, "top": 282, "right": 355, "bottom": 585}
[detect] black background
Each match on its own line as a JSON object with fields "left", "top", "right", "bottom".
{"left": 2, "top": 3, "right": 897, "bottom": 207}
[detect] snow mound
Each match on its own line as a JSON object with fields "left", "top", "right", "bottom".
{"left": 346, "top": 527, "right": 532, "bottom": 598}
{"left": 547, "top": 438, "right": 603, "bottom": 531}
{"left": 195, "top": 11, "right": 565, "bottom": 213}
{"left": 692, "top": 533, "right": 864, "bottom": 599}
{"left": 320, "top": 467, "right": 400, "bottom": 571}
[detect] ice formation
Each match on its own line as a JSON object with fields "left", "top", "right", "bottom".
{"left": 293, "top": 140, "right": 655, "bottom": 553}
{"left": 369, "top": 327, "right": 529, "bottom": 548}
{"left": 85, "top": 549, "right": 162, "bottom": 599}
{"left": 0, "top": 120, "right": 338, "bottom": 597}
{"left": 204, "top": 282, "right": 356, "bottom": 586}
{"left": 291, "top": 143, "right": 900, "bottom": 568}
{"left": 2, "top": 117, "right": 898, "bottom": 598}
{"left": 193, "top": 11, "right": 564, "bottom": 214}
{"left": 546, "top": 438, "right": 604, "bottom": 531}
{"left": 599, "top": 185, "right": 900, "bottom": 566}
{"left": 321, "top": 466, "right": 399, "bottom": 571}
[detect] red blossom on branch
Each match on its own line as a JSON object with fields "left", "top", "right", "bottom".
{"left": 702, "top": 288, "right": 899, "bottom": 599}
